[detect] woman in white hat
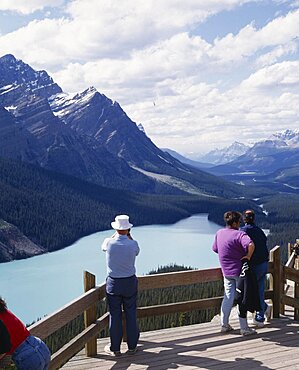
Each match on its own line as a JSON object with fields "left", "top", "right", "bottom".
{"left": 101, "top": 215, "right": 140, "bottom": 356}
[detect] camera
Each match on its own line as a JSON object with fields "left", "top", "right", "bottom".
{"left": 290, "top": 239, "right": 299, "bottom": 256}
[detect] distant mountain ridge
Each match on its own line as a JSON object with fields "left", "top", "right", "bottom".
{"left": 161, "top": 129, "right": 298, "bottom": 190}
{"left": 214, "top": 129, "right": 299, "bottom": 173}
{"left": 162, "top": 148, "right": 213, "bottom": 169}
{"left": 198, "top": 141, "right": 251, "bottom": 165}
{"left": 0, "top": 54, "right": 241, "bottom": 198}
{"left": 189, "top": 129, "right": 299, "bottom": 167}
{"left": 207, "top": 129, "right": 299, "bottom": 189}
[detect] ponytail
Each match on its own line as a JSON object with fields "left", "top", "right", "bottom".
{"left": 0, "top": 297, "right": 7, "bottom": 313}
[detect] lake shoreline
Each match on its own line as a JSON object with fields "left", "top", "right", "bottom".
{"left": 0, "top": 214, "right": 221, "bottom": 324}
{"left": 1, "top": 211, "right": 222, "bottom": 264}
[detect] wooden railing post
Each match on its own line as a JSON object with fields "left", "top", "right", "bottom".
{"left": 295, "top": 252, "right": 299, "bottom": 321}
{"left": 288, "top": 243, "right": 292, "bottom": 260}
{"left": 282, "top": 242, "right": 293, "bottom": 314}
{"left": 269, "top": 246, "right": 281, "bottom": 318}
{"left": 84, "top": 271, "right": 97, "bottom": 356}
{"left": 295, "top": 278, "right": 299, "bottom": 321}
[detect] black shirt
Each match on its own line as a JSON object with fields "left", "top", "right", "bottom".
{"left": 240, "top": 223, "right": 269, "bottom": 266}
{"left": 0, "top": 319, "right": 11, "bottom": 354}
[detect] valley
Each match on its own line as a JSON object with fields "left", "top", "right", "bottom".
{"left": 0, "top": 54, "right": 298, "bottom": 263}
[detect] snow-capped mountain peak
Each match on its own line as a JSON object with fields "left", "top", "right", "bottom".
{"left": 49, "top": 86, "right": 108, "bottom": 117}
{"left": 269, "top": 129, "right": 299, "bottom": 148}
{"left": 199, "top": 141, "right": 250, "bottom": 165}
{"left": 0, "top": 54, "right": 62, "bottom": 106}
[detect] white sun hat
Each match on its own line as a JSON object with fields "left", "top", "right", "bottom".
{"left": 111, "top": 215, "right": 133, "bottom": 230}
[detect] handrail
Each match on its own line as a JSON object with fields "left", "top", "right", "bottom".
{"left": 137, "top": 296, "right": 224, "bottom": 317}
{"left": 50, "top": 313, "right": 109, "bottom": 370}
{"left": 2, "top": 243, "right": 294, "bottom": 370}
{"left": 281, "top": 246, "right": 299, "bottom": 320}
{"left": 286, "top": 251, "right": 296, "bottom": 268}
{"left": 29, "top": 284, "right": 106, "bottom": 340}
{"left": 138, "top": 267, "right": 223, "bottom": 290}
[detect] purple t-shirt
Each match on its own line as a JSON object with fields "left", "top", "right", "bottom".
{"left": 212, "top": 228, "right": 252, "bottom": 276}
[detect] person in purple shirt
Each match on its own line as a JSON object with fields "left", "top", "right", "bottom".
{"left": 212, "top": 211, "right": 256, "bottom": 336}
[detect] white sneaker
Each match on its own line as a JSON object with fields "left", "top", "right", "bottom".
{"left": 264, "top": 305, "right": 272, "bottom": 322}
{"left": 252, "top": 318, "right": 265, "bottom": 327}
{"left": 240, "top": 327, "right": 257, "bottom": 336}
{"left": 221, "top": 324, "right": 234, "bottom": 333}
{"left": 104, "top": 344, "right": 121, "bottom": 356}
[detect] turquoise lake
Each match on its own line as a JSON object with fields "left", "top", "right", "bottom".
{"left": 0, "top": 214, "right": 221, "bottom": 324}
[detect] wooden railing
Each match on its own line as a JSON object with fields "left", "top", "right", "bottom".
{"left": 281, "top": 240, "right": 299, "bottom": 320}
{"left": 2, "top": 245, "right": 298, "bottom": 369}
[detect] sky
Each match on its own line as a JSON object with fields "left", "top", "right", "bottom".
{"left": 0, "top": 0, "right": 298, "bottom": 157}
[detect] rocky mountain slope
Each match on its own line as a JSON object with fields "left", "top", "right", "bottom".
{"left": 0, "top": 54, "right": 241, "bottom": 197}
{"left": 0, "top": 220, "right": 45, "bottom": 262}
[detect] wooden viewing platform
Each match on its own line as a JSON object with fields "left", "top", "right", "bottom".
{"left": 61, "top": 308, "right": 299, "bottom": 369}
{"left": 1, "top": 244, "right": 298, "bottom": 369}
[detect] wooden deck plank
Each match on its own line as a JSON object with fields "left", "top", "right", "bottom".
{"left": 61, "top": 313, "right": 299, "bottom": 370}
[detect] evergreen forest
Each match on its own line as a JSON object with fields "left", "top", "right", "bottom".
{"left": 1, "top": 157, "right": 298, "bottom": 263}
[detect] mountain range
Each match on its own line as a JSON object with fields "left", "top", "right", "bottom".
{"left": 205, "top": 129, "right": 299, "bottom": 190}
{"left": 164, "top": 131, "right": 299, "bottom": 190}
{"left": 0, "top": 54, "right": 242, "bottom": 198}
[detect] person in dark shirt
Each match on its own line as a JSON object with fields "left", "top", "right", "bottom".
{"left": 240, "top": 210, "right": 271, "bottom": 326}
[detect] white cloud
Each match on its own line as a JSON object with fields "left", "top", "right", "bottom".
{"left": 0, "top": 0, "right": 298, "bottom": 153}
{"left": 255, "top": 41, "right": 298, "bottom": 67}
{"left": 0, "top": 0, "right": 63, "bottom": 15}
{"left": 209, "top": 9, "right": 299, "bottom": 66}
{"left": 241, "top": 61, "right": 299, "bottom": 89}
{"left": 0, "top": 0, "right": 258, "bottom": 68}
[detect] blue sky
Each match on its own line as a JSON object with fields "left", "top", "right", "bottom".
{"left": 0, "top": 0, "right": 298, "bottom": 156}
{"left": 193, "top": 2, "right": 291, "bottom": 41}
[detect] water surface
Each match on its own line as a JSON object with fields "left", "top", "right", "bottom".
{"left": 0, "top": 214, "right": 221, "bottom": 323}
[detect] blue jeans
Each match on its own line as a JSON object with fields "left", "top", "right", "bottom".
{"left": 222, "top": 276, "right": 248, "bottom": 330}
{"left": 106, "top": 275, "right": 139, "bottom": 352}
{"left": 12, "top": 335, "right": 51, "bottom": 370}
{"left": 251, "top": 261, "right": 268, "bottom": 322}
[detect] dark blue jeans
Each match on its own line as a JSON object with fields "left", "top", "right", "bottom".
{"left": 106, "top": 275, "right": 139, "bottom": 352}
{"left": 12, "top": 335, "right": 51, "bottom": 370}
{"left": 251, "top": 261, "right": 268, "bottom": 322}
